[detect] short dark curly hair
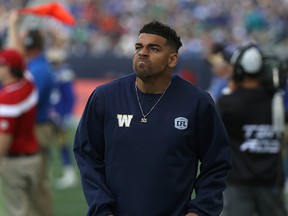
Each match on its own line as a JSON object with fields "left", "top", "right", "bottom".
{"left": 139, "top": 21, "right": 182, "bottom": 53}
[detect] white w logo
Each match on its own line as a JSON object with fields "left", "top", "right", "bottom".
{"left": 117, "top": 114, "right": 133, "bottom": 127}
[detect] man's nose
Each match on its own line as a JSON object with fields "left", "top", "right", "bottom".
{"left": 138, "top": 47, "right": 149, "bottom": 56}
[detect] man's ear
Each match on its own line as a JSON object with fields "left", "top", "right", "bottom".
{"left": 168, "top": 53, "right": 178, "bottom": 68}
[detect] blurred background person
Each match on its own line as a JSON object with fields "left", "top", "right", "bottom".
{"left": 0, "top": 48, "right": 40, "bottom": 216}
{"left": 217, "top": 43, "right": 287, "bottom": 216}
{"left": 47, "top": 32, "right": 77, "bottom": 189}
{"left": 6, "top": 11, "right": 55, "bottom": 216}
{"left": 206, "top": 42, "right": 236, "bottom": 101}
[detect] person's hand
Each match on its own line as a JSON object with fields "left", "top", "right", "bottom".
{"left": 8, "top": 10, "right": 20, "bottom": 27}
{"left": 186, "top": 213, "right": 199, "bottom": 216}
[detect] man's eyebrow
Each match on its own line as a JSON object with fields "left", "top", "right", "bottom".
{"left": 135, "top": 43, "right": 162, "bottom": 48}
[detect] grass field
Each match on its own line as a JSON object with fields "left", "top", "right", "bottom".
{"left": 0, "top": 125, "right": 88, "bottom": 216}
{"left": 51, "top": 178, "right": 87, "bottom": 216}
{"left": 50, "top": 140, "right": 87, "bottom": 216}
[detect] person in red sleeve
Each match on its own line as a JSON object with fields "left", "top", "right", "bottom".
{"left": 0, "top": 49, "right": 41, "bottom": 216}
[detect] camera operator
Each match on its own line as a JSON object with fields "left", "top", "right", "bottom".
{"left": 217, "top": 44, "right": 287, "bottom": 216}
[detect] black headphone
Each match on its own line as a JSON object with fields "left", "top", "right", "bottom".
{"left": 231, "top": 43, "right": 263, "bottom": 81}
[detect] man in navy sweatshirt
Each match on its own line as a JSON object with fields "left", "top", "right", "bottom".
{"left": 73, "top": 21, "right": 232, "bottom": 216}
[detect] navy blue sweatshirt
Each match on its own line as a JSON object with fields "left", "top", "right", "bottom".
{"left": 73, "top": 74, "right": 231, "bottom": 216}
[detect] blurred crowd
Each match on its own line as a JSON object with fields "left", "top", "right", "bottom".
{"left": 1, "top": 0, "right": 288, "bottom": 58}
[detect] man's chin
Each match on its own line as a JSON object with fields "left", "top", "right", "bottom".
{"left": 136, "top": 70, "right": 148, "bottom": 77}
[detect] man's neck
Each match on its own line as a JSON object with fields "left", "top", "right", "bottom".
{"left": 26, "top": 49, "right": 42, "bottom": 61}
{"left": 239, "top": 78, "right": 260, "bottom": 89}
{"left": 2, "top": 77, "right": 21, "bottom": 86}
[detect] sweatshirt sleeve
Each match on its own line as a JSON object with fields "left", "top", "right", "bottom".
{"left": 187, "top": 94, "right": 232, "bottom": 216}
{"left": 73, "top": 88, "right": 115, "bottom": 216}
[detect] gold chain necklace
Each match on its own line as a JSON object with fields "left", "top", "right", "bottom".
{"left": 135, "top": 81, "right": 171, "bottom": 123}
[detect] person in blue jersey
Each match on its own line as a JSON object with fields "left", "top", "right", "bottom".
{"left": 74, "top": 21, "right": 232, "bottom": 216}
{"left": 7, "top": 11, "right": 55, "bottom": 216}
{"left": 24, "top": 29, "right": 55, "bottom": 216}
{"left": 47, "top": 47, "right": 77, "bottom": 189}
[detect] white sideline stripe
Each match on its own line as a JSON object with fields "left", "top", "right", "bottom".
{"left": 0, "top": 90, "right": 38, "bottom": 117}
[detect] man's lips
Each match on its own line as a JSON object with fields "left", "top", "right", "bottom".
{"left": 136, "top": 58, "right": 149, "bottom": 64}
